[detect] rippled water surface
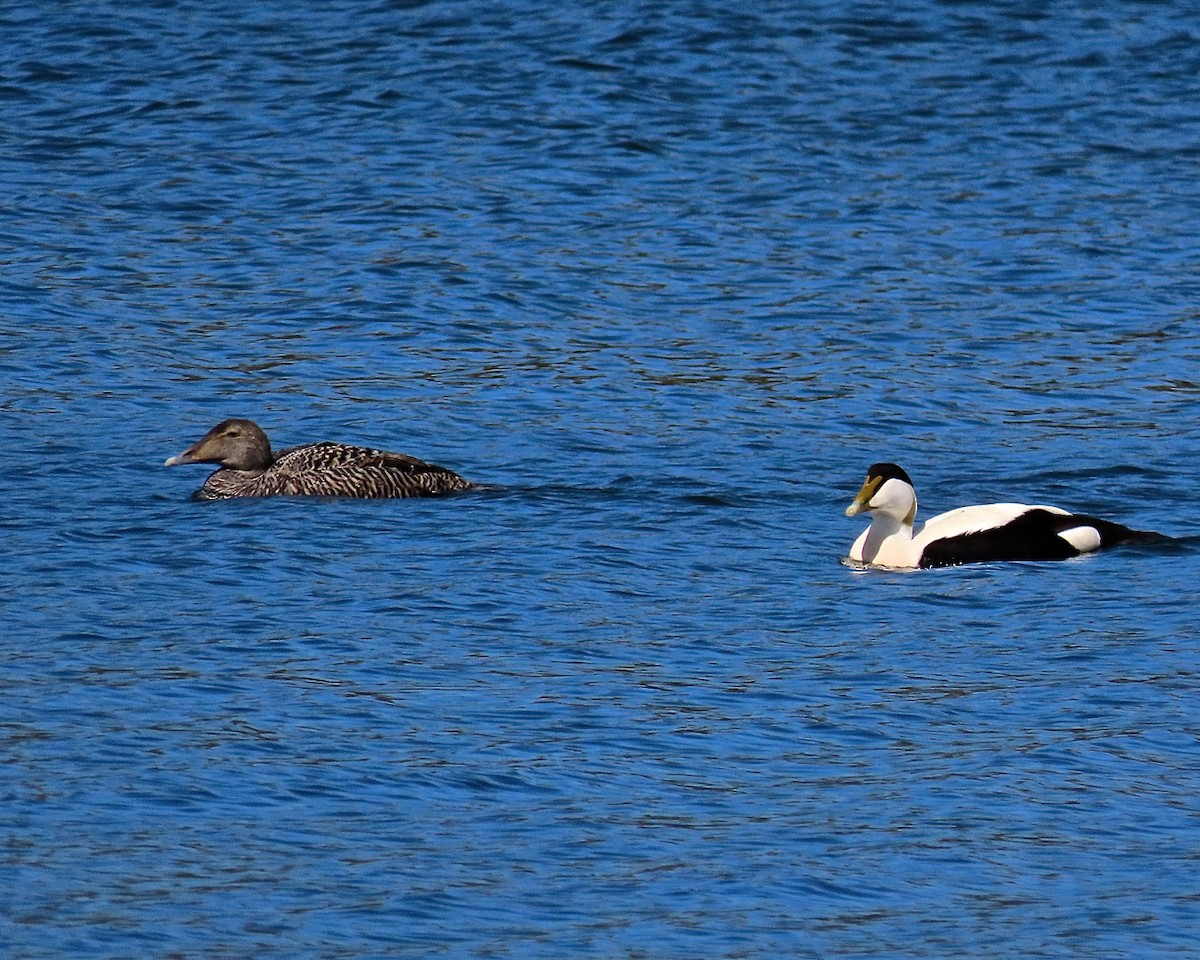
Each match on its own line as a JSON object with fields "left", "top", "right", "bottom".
{"left": 4, "top": 1, "right": 1200, "bottom": 957}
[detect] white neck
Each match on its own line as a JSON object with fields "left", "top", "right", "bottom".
{"left": 854, "top": 512, "right": 919, "bottom": 567}
{"left": 847, "top": 475, "right": 924, "bottom": 567}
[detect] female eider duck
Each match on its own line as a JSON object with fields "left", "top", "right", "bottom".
{"left": 165, "top": 418, "right": 473, "bottom": 500}
{"left": 845, "top": 462, "right": 1159, "bottom": 568}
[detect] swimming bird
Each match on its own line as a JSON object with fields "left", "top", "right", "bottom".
{"left": 845, "top": 462, "right": 1159, "bottom": 568}
{"left": 165, "top": 418, "right": 473, "bottom": 500}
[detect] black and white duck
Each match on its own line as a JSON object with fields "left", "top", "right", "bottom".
{"left": 845, "top": 462, "right": 1160, "bottom": 568}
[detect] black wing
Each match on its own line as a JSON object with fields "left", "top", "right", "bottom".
{"left": 918, "top": 509, "right": 1153, "bottom": 568}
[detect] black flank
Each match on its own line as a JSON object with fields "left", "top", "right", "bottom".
{"left": 917, "top": 509, "right": 1160, "bottom": 569}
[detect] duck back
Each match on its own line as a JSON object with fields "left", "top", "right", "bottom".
{"left": 196, "top": 441, "right": 473, "bottom": 500}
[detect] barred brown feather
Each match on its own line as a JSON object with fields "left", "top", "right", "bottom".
{"left": 165, "top": 419, "right": 473, "bottom": 500}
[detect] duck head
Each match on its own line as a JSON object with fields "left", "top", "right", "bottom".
{"left": 845, "top": 462, "right": 918, "bottom": 526}
{"left": 165, "top": 419, "right": 273, "bottom": 471}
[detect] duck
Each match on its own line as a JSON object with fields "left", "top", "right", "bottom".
{"left": 165, "top": 418, "right": 473, "bottom": 500}
{"left": 845, "top": 462, "right": 1160, "bottom": 568}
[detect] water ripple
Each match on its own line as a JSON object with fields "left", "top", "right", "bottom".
{"left": 4, "top": 1, "right": 1200, "bottom": 958}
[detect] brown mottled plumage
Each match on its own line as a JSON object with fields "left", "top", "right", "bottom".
{"left": 165, "top": 418, "right": 473, "bottom": 500}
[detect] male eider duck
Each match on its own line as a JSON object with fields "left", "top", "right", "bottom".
{"left": 845, "top": 462, "right": 1159, "bottom": 568}
{"left": 165, "top": 418, "right": 473, "bottom": 500}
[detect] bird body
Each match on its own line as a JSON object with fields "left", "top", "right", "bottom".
{"left": 845, "top": 462, "right": 1157, "bottom": 568}
{"left": 165, "top": 419, "right": 472, "bottom": 500}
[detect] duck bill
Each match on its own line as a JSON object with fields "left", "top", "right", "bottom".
{"left": 844, "top": 477, "right": 879, "bottom": 517}
{"left": 164, "top": 443, "right": 203, "bottom": 467}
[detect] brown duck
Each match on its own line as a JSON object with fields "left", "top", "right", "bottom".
{"left": 165, "top": 418, "right": 473, "bottom": 500}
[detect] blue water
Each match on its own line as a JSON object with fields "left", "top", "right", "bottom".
{"left": 4, "top": 1, "right": 1200, "bottom": 957}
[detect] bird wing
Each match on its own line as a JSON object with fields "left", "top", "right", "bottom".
{"left": 266, "top": 442, "right": 468, "bottom": 497}
{"left": 918, "top": 503, "right": 1065, "bottom": 540}
{"left": 274, "top": 442, "right": 446, "bottom": 474}
{"left": 916, "top": 506, "right": 1089, "bottom": 568}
